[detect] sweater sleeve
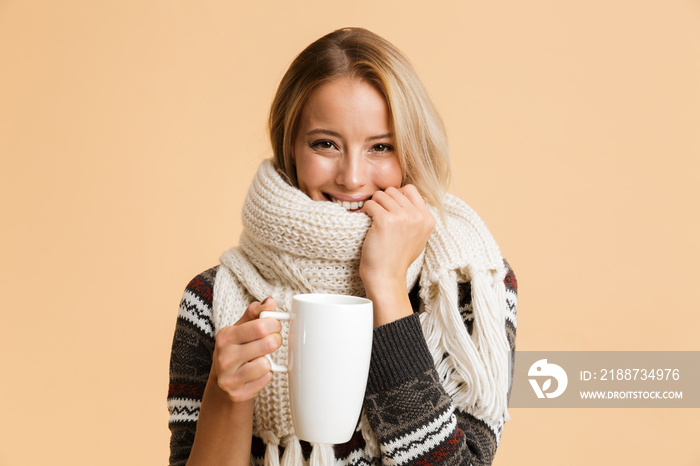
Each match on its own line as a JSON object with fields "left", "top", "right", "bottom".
{"left": 167, "top": 267, "right": 219, "bottom": 466}
{"left": 362, "top": 260, "right": 518, "bottom": 466}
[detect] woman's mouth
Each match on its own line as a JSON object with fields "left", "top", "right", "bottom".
{"left": 324, "top": 194, "right": 368, "bottom": 211}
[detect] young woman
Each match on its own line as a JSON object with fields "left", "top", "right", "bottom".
{"left": 168, "top": 27, "right": 517, "bottom": 466}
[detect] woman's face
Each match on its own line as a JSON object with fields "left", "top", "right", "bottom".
{"left": 293, "top": 77, "right": 402, "bottom": 212}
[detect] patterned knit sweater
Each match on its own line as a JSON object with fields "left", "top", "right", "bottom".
{"left": 168, "top": 262, "right": 517, "bottom": 465}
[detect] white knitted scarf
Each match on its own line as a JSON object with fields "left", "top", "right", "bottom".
{"left": 212, "top": 159, "right": 510, "bottom": 465}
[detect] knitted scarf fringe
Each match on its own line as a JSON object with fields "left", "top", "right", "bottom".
{"left": 213, "top": 159, "right": 510, "bottom": 465}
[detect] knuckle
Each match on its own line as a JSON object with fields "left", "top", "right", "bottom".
{"left": 373, "top": 190, "right": 387, "bottom": 201}
{"left": 251, "top": 355, "right": 272, "bottom": 374}
{"left": 263, "top": 333, "right": 282, "bottom": 353}
{"left": 397, "top": 212, "right": 411, "bottom": 226}
{"left": 214, "top": 332, "right": 230, "bottom": 351}
{"left": 227, "top": 390, "right": 248, "bottom": 404}
{"left": 270, "top": 318, "right": 282, "bottom": 332}
{"left": 251, "top": 320, "right": 268, "bottom": 339}
{"left": 376, "top": 216, "right": 392, "bottom": 229}
{"left": 255, "top": 354, "right": 270, "bottom": 371}
{"left": 218, "top": 324, "right": 235, "bottom": 338}
{"left": 217, "top": 371, "right": 238, "bottom": 392}
{"left": 214, "top": 350, "right": 234, "bottom": 371}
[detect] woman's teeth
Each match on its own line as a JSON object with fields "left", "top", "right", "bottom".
{"left": 332, "top": 198, "right": 364, "bottom": 210}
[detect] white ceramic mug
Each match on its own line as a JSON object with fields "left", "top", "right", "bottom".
{"left": 260, "top": 293, "right": 373, "bottom": 444}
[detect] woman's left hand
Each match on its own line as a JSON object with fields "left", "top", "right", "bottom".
{"left": 360, "top": 184, "right": 435, "bottom": 326}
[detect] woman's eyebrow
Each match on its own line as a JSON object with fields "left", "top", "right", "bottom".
{"left": 307, "top": 129, "right": 342, "bottom": 138}
{"left": 305, "top": 129, "right": 393, "bottom": 141}
{"left": 366, "top": 133, "right": 393, "bottom": 141}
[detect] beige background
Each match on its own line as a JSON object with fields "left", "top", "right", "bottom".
{"left": 1, "top": 1, "right": 699, "bottom": 464}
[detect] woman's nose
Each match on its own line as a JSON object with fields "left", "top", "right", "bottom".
{"left": 336, "top": 153, "right": 367, "bottom": 190}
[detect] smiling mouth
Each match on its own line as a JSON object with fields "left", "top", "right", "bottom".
{"left": 324, "top": 194, "right": 367, "bottom": 211}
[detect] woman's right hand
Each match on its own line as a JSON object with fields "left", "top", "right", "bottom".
{"left": 211, "top": 297, "right": 282, "bottom": 403}
{"left": 188, "top": 298, "right": 281, "bottom": 465}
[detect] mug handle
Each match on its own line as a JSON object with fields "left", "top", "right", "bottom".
{"left": 259, "top": 310, "right": 290, "bottom": 373}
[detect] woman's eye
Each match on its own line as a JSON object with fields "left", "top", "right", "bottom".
{"left": 310, "top": 140, "right": 336, "bottom": 150}
{"left": 371, "top": 143, "right": 394, "bottom": 153}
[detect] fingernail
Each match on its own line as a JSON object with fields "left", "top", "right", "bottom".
{"left": 261, "top": 296, "right": 272, "bottom": 305}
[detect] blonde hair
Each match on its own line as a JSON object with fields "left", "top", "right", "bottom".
{"left": 268, "top": 27, "right": 450, "bottom": 209}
